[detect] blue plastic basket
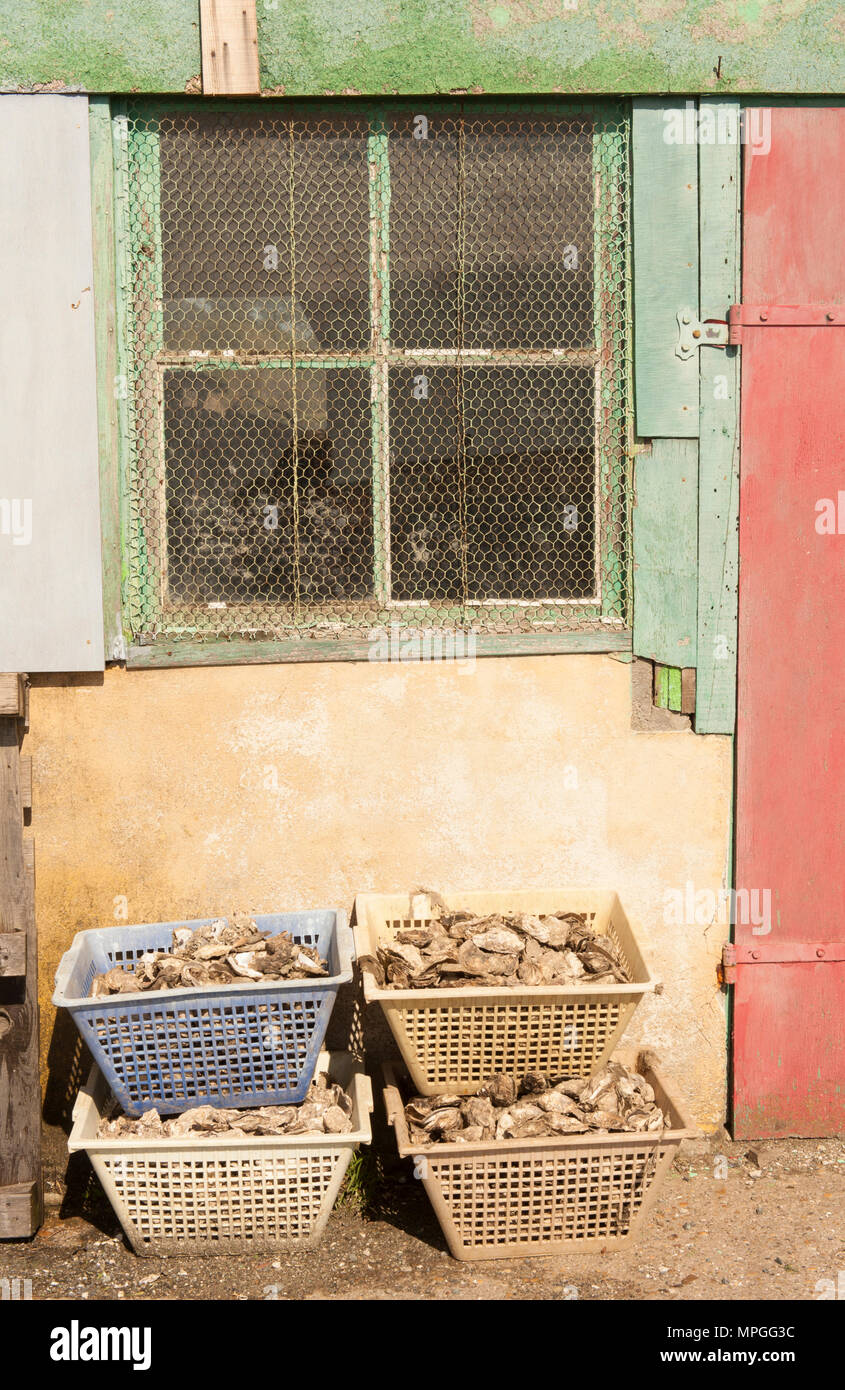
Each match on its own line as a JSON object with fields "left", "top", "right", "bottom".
{"left": 53, "top": 911, "right": 353, "bottom": 1117}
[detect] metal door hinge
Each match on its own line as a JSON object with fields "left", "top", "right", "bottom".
{"left": 719, "top": 939, "right": 844, "bottom": 986}
{"left": 675, "top": 308, "right": 729, "bottom": 359}
{"left": 728, "top": 303, "right": 845, "bottom": 344}
{"left": 718, "top": 942, "right": 737, "bottom": 986}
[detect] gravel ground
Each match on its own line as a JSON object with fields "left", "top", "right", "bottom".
{"left": 2, "top": 1127, "right": 843, "bottom": 1302}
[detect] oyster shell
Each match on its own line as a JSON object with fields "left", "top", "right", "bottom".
{"left": 98, "top": 1070, "right": 353, "bottom": 1139}
{"left": 404, "top": 1062, "right": 667, "bottom": 1145}
{"left": 90, "top": 917, "right": 330, "bottom": 996}
{"left": 471, "top": 927, "right": 524, "bottom": 955}
{"left": 368, "top": 904, "right": 632, "bottom": 991}
{"left": 484, "top": 1073, "right": 518, "bottom": 1108}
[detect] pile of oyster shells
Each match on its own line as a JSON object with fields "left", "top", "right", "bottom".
{"left": 405, "top": 1063, "right": 666, "bottom": 1144}
{"left": 89, "top": 915, "right": 329, "bottom": 997}
{"left": 364, "top": 909, "right": 630, "bottom": 989}
{"left": 98, "top": 1071, "right": 353, "bottom": 1139}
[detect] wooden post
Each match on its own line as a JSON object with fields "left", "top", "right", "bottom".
{"left": 200, "top": 0, "right": 260, "bottom": 95}
{"left": 0, "top": 674, "right": 41, "bottom": 1238}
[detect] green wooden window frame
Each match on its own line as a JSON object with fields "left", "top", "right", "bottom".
{"left": 107, "top": 97, "right": 633, "bottom": 667}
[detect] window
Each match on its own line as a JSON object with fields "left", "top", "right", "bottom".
{"left": 118, "top": 100, "right": 631, "bottom": 654}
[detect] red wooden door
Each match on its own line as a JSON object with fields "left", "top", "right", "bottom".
{"left": 733, "top": 107, "right": 845, "bottom": 1137}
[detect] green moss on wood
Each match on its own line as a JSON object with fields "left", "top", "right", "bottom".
{"left": 1, "top": 0, "right": 843, "bottom": 94}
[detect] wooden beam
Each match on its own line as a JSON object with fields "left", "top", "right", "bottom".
{"left": 19, "top": 756, "right": 31, "bottom": 815}
{"left": 0, "top": 675, "right": 25, "bottom": 718}
{"left": 200, "top": 0, "right": 260, "bottom": 95}
{"left": 0, "top": 718, "right": 41, "bottom": 1236}
{"left": 127, "top": 629, "right": 633, "bottom": 669}
{"left": 89, "top": 97, "right": 126, "bottom": 663}
{"left": 681, "top": 666, "right": 697, "bottom": 716}
{"left": 0, "top": 1181, "right": 39, "bottom": 1240}
{"left": 0, "top": 934, "right": 26, "bottom": 979}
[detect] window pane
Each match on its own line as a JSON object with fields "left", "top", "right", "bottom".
{"left": 389, "top": 364, "right": 596, "bottom": 601}
{"left": 158, "top": 111, "right": 371, "bottom": 353}
{"left": 388, "top": 112, "right": 595, "bottom": 350}
{"left": 163, "top": 367, "right": 373, "bottom": 604}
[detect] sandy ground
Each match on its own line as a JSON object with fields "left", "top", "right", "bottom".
{"left": 1, "top": 1126, "right": 842, "bottom": 1302}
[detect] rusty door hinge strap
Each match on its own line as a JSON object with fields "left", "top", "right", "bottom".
{"left": 728, "top": 304, "right": 845, "bottom": 344}
{"left": 734, "top": 941, "right": 845, "bottom": 964}
{"left": 720, "top": 941, "right": 844, "bottom": 982}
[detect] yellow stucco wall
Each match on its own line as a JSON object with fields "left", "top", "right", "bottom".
{"left": 30, "top": 654, "right": 732, "bottom": 1128}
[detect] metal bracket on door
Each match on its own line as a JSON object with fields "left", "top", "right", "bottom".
{"left": 719, "top": 940, "right": 845, "bottom": 985}
{"left": 728, "top": 303, "right": 845, "bottom": 344}
{"left": 675, "top": 308, "right": 730, "bottom": 360}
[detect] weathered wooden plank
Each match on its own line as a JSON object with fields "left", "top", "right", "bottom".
{"left": 0, "top": 934, "right": 26, "bottom": 979}
{"left": 19, "top": 756, "right": 31, "bottom": 815}
{"left": 0, "top": 718, "right": 41, "bottom": 1234}
{"left": 127, "top": 629, "right": 633, "bottom": 669}
{"left": 0, "top": 96, "right": 104, "bottom": 672}
{"left": 0, "top": 1181, "right": 39, "bottom": 1240}
{"left": 632, "top": 439, "right": 698, "bottom": 667}
{"left": 89, "top": 97, "right": 125, "bottom": 664}
{"left": 696, "top": 100, "right": 741, "bottom": 734}
{"left": 201, "top": 0, "right": 260, "bottom": 95}
{"left": 632, "top": 100, "right": 699, "bottom": 438}
{"left": 0, "top": 675, "right": 25, "bottom": 717}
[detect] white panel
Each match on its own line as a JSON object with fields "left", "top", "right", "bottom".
{"left": 0, "top": 95, "right": 104, "bottom": 672}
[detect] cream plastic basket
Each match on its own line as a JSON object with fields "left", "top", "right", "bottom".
{"left": 384, "top": 1051, "right": 695, "bottom": 1260}
{"left": 69, "top": 1051, "right": 373, "bottom": 1256}
{"left": 355, "top": 890, "right": 656, "bottom": 1094}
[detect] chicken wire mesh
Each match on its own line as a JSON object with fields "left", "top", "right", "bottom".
{"left": 118, "top": 100, "right": 631, "bottom": 649}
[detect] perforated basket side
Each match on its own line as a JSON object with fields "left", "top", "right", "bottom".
{"left": 420, "top": 1135, "right": 680, "bottom": 1259}
{"left": 354, "top": 889, "right": 654, "bottom": 1090}
{"left": 89, "top": 1144, "right": 356, "bottom": 1256}
{"left": 72, "top": 1053, "right": 373, "bottom": 1256}
{"left": 381, "top": 992, "right": 640, "bottom": 1094}
{"left": 71, "top": 985, "right": 340, "bottom": 1115}
{"left": 383, "top": 1058, "right": 692, "bottom": 1260}
{"left": 54, "top": 910, "right": 352, "bottom": 1115}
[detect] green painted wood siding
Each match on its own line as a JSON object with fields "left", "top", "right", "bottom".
{"left": 632, "top": 100, "right": 699, "bottom": 439}
{"left": 696, "top": 99, "right": 740, "bottom": 735}
{"left": 632, "top": 439, "right": 698, "bottom": 669}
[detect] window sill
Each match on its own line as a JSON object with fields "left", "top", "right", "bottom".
{"left": 124, "top": 629, "right": 632, "bottom": 669}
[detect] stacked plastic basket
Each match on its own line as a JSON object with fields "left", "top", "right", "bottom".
{"left": 54, "top": 910, "right": 373, "bottom": 1255}
{"left": 354, "top": 889, "right": 695, "bottom": 1261}
{"left": 53, "top": 888, "right": 693, "bottom": 1261}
